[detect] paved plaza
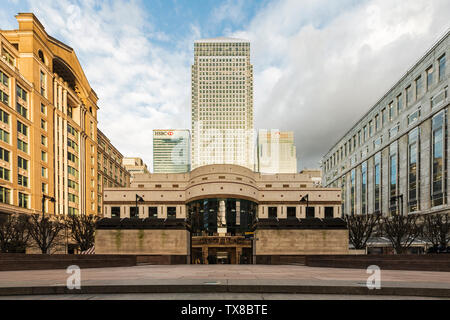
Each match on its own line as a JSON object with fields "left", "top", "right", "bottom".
{"left": 0, "top": 265, "right": 449, "bottom": 290}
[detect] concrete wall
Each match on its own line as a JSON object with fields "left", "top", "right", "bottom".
{"left": 95, "top": 229, "right": 190, "bottom": 255}
{"left": 255, "top": 229, "right": 349, "bottom": 255}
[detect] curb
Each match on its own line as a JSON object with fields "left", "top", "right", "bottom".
{"left": 0, "top": 284, "right": 449, "bottom": 298}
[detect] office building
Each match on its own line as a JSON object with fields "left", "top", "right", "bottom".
{"left": 97, "top": 129, "right": 130, "bottom": 215}
{"left": 322, "top": 30, "right": 449, "bottom": 217}
{"left": 257, "top": 130, "right": 297, "bottom": 174}
{"left": 0, "top": 13, "right": 99, "bottom": 216}
{"left": 153, "top": 129, "right": 190, "bottom": 173}
{"left": 122, "top": 157, "right": 150, "bottom": 178}
{"left": 191, "top": 37, "right": 254, "bottom": 171}
{"left": 98, "top": 164, "right": 346, "bottom": 264}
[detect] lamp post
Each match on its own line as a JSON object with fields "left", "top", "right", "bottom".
{"left": 300, "top": 194, "right": 309, "bottom": 218}
{"left": 135, "top": 194, "right": 144, "bottom": 219}
{"left": 42, "top": 194, "right": 56, "bottom": 219}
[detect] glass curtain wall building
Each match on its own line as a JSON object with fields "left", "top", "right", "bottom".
{"left": 322, "top": 30, "right": 449, "bottom": 217}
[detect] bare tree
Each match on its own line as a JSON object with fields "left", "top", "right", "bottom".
{"left": 65, "top": 214, "right": 99, "bottom": 252}
{"left": 344, "top": 214, "right": 380, "bottom": 250}
{"left": 26, "top": 214, "right": 65, "bottom": 254}
{"left": 382, "top": 214, "right": 422, "bottom": 254}
{"left": 422, "top": 213, "right": 450, "bottom": 249}
{"left": 0, "top": 214, "right": 30, "bottom": 253}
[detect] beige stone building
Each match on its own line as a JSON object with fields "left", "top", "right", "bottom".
{"left": 98, "top": 164, "right": 347, "bottom": 264}
{"left": 0, "top": 13, "right": 99, "bottom": 216}
{"left": 122, "top": 157, "right": 150, "bottom": 178}
{"left": 97, "top": 129, "right": 130, "bottom": 215}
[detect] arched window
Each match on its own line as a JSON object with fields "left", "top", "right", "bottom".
{"left": 38, "top": 50, "right": 45, "bottom": 64}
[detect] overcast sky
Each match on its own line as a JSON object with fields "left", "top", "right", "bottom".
{"left": 2, "top": 0, "right": 450, "bottom": 171}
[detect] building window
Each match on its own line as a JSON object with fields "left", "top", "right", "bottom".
{"left": 361, "top": 162, "right": 367, "bottom": 215}
{"left": 111, "top": 207, "right": 120, "bottom": 218}
{"left": 167, "top": 207, "right": 177, "bottom": 219}
{"left": 408, "top": 128, "right": 419, "bottom": 212}
{"left": 389, "top": 124, "right": 399, "bottom": 139}
{"left": 18, "top": 156, "right": 28, "bottom": 170}
{"left": 0, "top": 167, "right": 10, "bottom": 181}
{"left": 42, "top": 183, "right": 47, "bottom": 193}
{"left": 268, "top": 207, "right": 277, "bottom": 219}
{"left": 306, "top": 207, "right": 315, "bottom": 219}
{"left": 0, "top": 70, "right": 9, "bottom": 87}
{"left": 0, "top": 186, "right": 10, "bottom": 204}
{"left": 2, "top": 49, "right": 15, "bottom": 67}
{"left": 350, "top": 169, "right": 355, "bottom": 215}
{"left": 389, "top": 143, "right": 398, "bottom": 215}
{"left": 40, "top": 71, "right": 46, "bottom": 97}
{"left": 381, "top": 108, "right": 387, "bottom": 125}
{"left": 408, "top": 108, "right": 421, "bottom": 126}
{"left": 406, "top": 86, "right": 412, "bottom": 106}
{"left": 17, "top": 139, "right": 28, "bottom": 153}
{"left": 41, "top": 151, "right": 47, "bottom": 162}
{"left": 41, "top": 167, "right": 47, "bottom": 178}
{"left": 17, "top": 121, "right": 27, "bottom": 136}
{"left": 397, "top": 94, "right": 403, "bottom": 113}
{"left": 149, "top": 207, "right": 158, "bottom": 218}
{"left": 439, "top": 55, "right": 446, "bottom": 82}
{"left": 16, "top": 103, "right": 27, "bottom": 119}
{"left": 325, "top": 207, "right": 334, "bottom": 219}
{"left": 426, "top": 66, "right": 434, "bottom": 91}
{"left": 0, "top": 109, "right": 9, "bottom": 124}
{"left": 431, "top": 110, "right": 446, "bottom": 207}
{"left": 16, "top": 85, "right": 27, "bottom": 101}
{"left": 287, "top": 207, "right": 296, "bottom": 219}
{"left": 415, "top": 76, "right": 423, "bottom": 99}
{"left": 0, "top": 147, "right": 9, "bottom": 162}
{"left": 41, "top": 135, "right": 47, "bottom": 146}
{"left": 0, "top": 128, "right": 9, "bottom": 143}
{"left": 130, "top": 206, "right": 139, "bottom": 219}
{"left": 41, "top": 103, "right": 46, "bottom": 115}
{"left": 18, "top": 192, "right": 29, "bottom": 208}
{"left": 0, "top": 91, "right": 8, "bottom": 106}
{"left": 374, "top": 152, "right": 381, "bottom": 213}
{"left": 41, "top": 119, "right": 46, "bottom": 131}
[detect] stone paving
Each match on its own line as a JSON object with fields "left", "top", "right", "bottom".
{"left": 0, "top": 265, "right": 449, "bottom": 289}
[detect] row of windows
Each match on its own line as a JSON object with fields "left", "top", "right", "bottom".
{"left": 0, "top": 186, "right": 29, "bottom": 208}
{"left": 326, "top": 54, "right": 447, "bottom": 174}
{"left": 344, "top": 110, "right": 446, "bottom": 215}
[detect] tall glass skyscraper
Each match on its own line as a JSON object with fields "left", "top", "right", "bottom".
{"left": 191, "top": 37, "right": 254, "bottom": 170}
{"left": 153, "top": 129, "right": 190, "bottom": 173}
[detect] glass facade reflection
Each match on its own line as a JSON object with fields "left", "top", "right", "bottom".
{"left": 187, "top": 198, "right": 257, "bottom": 236}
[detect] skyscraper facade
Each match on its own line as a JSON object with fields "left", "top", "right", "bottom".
{"left": 153, "top": 129, "right": 190, "bottom": 173}
{"left": 191, "top": 37, "right": 254, "bottom": 170}
{"left": 257, "top": 130, "right": 297, "bottom": 174}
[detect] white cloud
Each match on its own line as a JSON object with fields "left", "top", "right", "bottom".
{"left": 19, "top": 0, "right": 450, "bottom": 174}
{"left": 212, "top": 0, "right": 246, "bottom": 25}
{"left": 27, "top": 0, "right": 192, "bottom": 169}
{"left": 230, "top": 0, "right": 450, "bottom": 169}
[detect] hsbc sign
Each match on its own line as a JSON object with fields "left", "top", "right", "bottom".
{"left": 154, "top": 131, "right": 175, "bottom": 136}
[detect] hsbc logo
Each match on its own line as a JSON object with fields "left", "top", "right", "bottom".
{"left": 155, "top": 131, "right": 175, "bottom": 136}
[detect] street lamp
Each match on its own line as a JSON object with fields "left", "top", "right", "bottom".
{"left": 42, "top": 194, "right": 56, "bottom": 219}
{"left": 135, "top": 194, "right": 144, "bottom": 219}
{"left": 300, "top": 194, "right": 309, "bottom": 218}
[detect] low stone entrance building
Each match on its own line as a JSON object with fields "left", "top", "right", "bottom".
{"left": 97, "top": 164, "right": 348, "bottom": 264}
